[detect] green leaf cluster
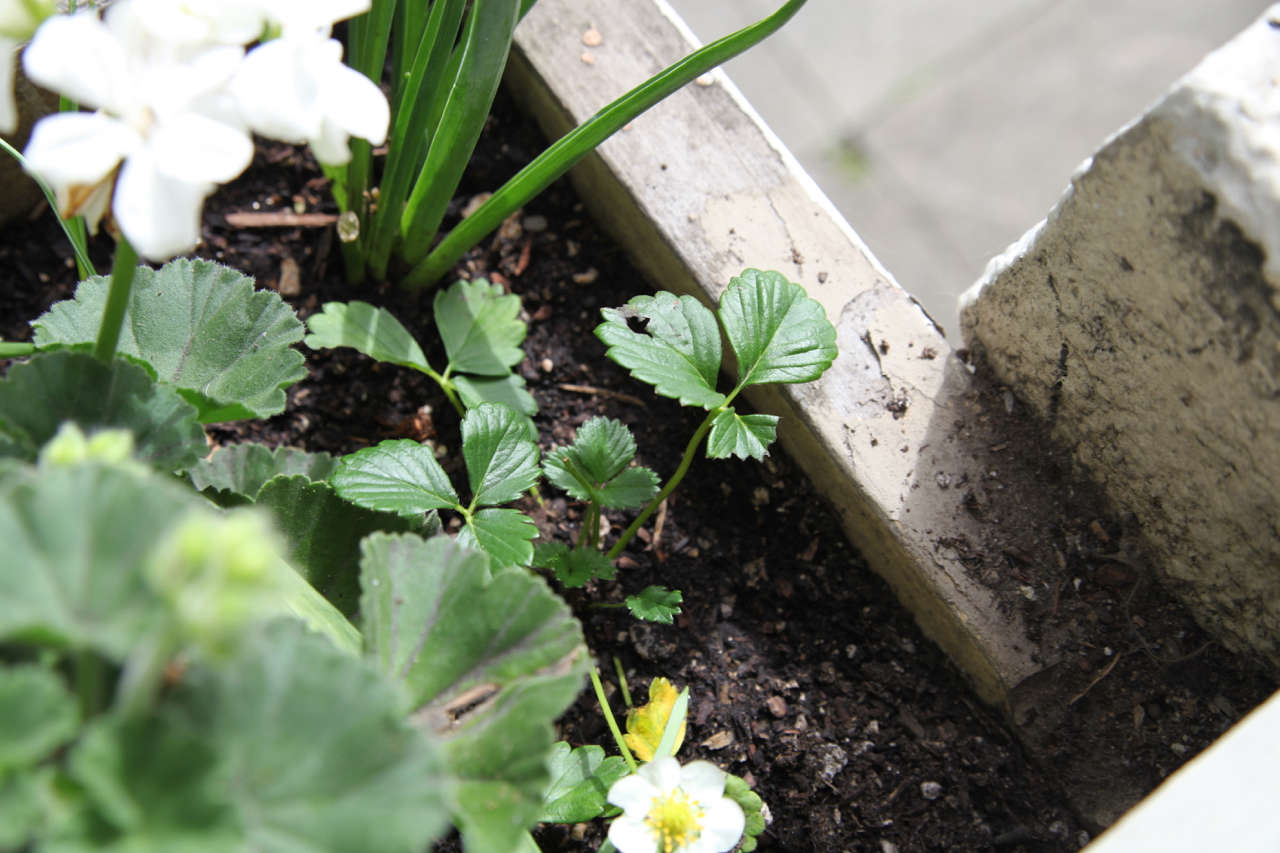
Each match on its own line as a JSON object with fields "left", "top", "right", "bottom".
{"left": 305, "top": 279, "right": 534, "bottom": 415}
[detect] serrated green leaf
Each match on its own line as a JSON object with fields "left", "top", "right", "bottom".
{"left": 435, "top": 278, "right": 526, "bottom": 376}
{"left": 186, "top": 444, "right": 339, "bottom": 505}
{"left": 539, "top": 742, "right": 629, "bottom": 823}
{"left": 303, "top": 300, "right": 433, "bottom": 373}
{"left": 598, "top": 467, "right": 660, "bottom": 510}
{"left": 359, "top": 534, "right": 586, "bottom": 851}
{"left": 596, "top": 292, "right": 726, "bottom": 409}
{"left": 0, "top": 664, "right": 79, "bottom": 771}
{"left": 462, "top": 403, "right": 540, "bottom": 506}
{"left": 706, "top": 409, "right": 779, "bottom": 461}
{"left": 625, "top": 586, "right": 683, "bottom": 624}
{"left": 719, "top": 269, "right": 837, "bottom": 388}
{"left": 0, "top": 351, "right": 206, "bottom": 471}
{"left": 461, "top": 507, "right": 538, "bottom": 568}
{"left": 453, "top": 372, "right": 537, "bottom": 416}
{"left": 542, "top": 416, "right": 635, "bottom": 501}
{"left": 32, "top": 259, "right": 307, "bottom": 422}
{"left": 333, "top": 439, "right": 459, "bottom": 516}
{"left": 533, "top": 544, "right": 616, "bottom": 588}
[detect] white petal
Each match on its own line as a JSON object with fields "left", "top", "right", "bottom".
{"left": 0, "top": 37, "right": 17, "bottom": 134}
{"left": 678, "top": 760, "right": 728, "bottom": 803}
{"left": 608, "top": 814, "right": 659, "bottom": 853}
{"left": 231, "top": 37, "right": 321, "bottom": 143}
{"left": 638, "top": 757, "right": 683, "bottom": 794}
{"left": 23, "top": 112, "right": 137, "bottom": 186}
{"left": 319, "top": 61, "right": 388, "bottom": 145}
{"left": 693, "top": 797, "right": 745, "bottom": 853}
{"left": 309, "top": 117, "right": 351, "bottom": 166}
{"left": 113, "top": 147, "right": 211, "bottom": 260}
{"left": 22, "top": 12, "right": 131, "bottom": 114}
{"left": 607, "top": 771, "right": 660, "bottom": 816}
{"left": 149, "top": 113, "right": 252, "bottom": 184}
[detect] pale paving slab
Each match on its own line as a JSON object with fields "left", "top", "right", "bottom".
{"left": 961, "top": 6, "right": 1280, "bottom": 668}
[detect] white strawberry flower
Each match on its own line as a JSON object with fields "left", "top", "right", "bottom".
{"left": 607, "top": 757, "right": 745, "bottom": 853}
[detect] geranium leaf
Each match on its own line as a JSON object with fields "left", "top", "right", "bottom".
{"left": 598, "top": 467, "right": 660, "bottom": 510}
{"left": 461, "top": 507, "right": 539, "bottom": 568}
{"left": 0, "top": 664, "right": 79, "bottom": 771}
{"left": 718, "top": 269, "right": 837, "bottom": 388}
{"left": 333, "top": 439, "right": 459, "bottom": 516}
{"left": 435, "top": 278, "right": 526, "bottom": 376}
{"left": 359, "top": 534, "right": 586, "bottom": 851}
{"left": 539, "top": 742, "right": 629, "bottom": 823}
{"left": 186, "top": 444, "right": 339, "bottom": 505}
{"left": 462, "top": 403, "right": 540, "bottom": 507}
{"left": 453, "top": 372, "right": 537, "bottom": 416}
{"left": 0, "top": 351, "right": 206, "bottom": 471}
{"left": 303, "top": 300, "right": 433, "bottom": 373}
{"left": 32, "top": 259, "right": 307, "bottom": 422}
{"left": 625, "top": 586, "right": 683, "bottom": 624}
{"left": 596, "top": 292, "right": 726, "bottom": 409}
{"left": 624, "top": 677, "right": 686, "bottom": 762}
{"left": 706, "top": 409, "right": 779, "bottom": 461}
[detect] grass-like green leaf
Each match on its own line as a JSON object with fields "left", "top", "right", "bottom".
{"left": 539, "top": 742, "right": 629, "bottom": 823}
{"left": 32, "top": 259, "right": 307, "bottom": 422}
{"left": 186, "top": 444, "right": 339, "bottom": 505}
{"left": 333, "top": 439, "right": 459, "bottom": 516}
{"left": 462, "top": 402, "right": 540, "bottom": 506}
{"left": 625, "top": 585, "right": 683, "bottom": 624}
{"left": 707, "top": 409, "right": 780, "bottom": 461}
{"left": 461, "top": 507, "right": 539, "bottom": 568}
{"left": 359, "top": 533, "right": 586, "bottom": 851}
{"left": 303, "top": 300, "right": 433, "bottom": 373}
{"left": 596, "top": 292, "right": 726, "bottom": 409}
{"left": 0, "top": 665, "right": 79, "bottom": 772}
{"left": 0, "top": 351, "right": 206, "bottom": 471}
{"left": 719, "top": 269, "right": 837, "bottom": 388}
{"left": 435, "top": 278, "right": 526, "bottom": 376}
{"left": 453, "top": 372, "right": 537, "bottom": 416}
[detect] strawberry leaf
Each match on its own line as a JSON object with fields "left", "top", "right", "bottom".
{"left": 719, "top": 269, "right": 837, "bottom": 388}
{"left": 596, "top": 292, "right": 725, "bottom": 409}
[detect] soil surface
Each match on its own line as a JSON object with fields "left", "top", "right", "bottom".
{"left": 2, "top": 89, "right": 1274, "bottom": 852}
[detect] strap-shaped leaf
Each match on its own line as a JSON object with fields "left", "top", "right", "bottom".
{"left": 359, "top": 533, "right": 586, "bottom": 851}
{"left": 462, "top": 402, "right": 540, "bottom": 506}
{"left": 453, "top": 373, "right": 537, "bottom": 416}
{"left": 460, "top": 507, "right": 538, "bottom": 568}
{"left": 333, "top": 439, "right": 459, "bottom": 516}
{"left": 596, "top": 292, "right": 726, "bottom": 409}
{"left": 32, "top": 259, "right": 307, "bottom": 422}
{"left": 0, "top": 351, "right": 206, "bottom": 472}
{"left": 303, "top": 300, "right": 433, "bottom": 373}
{"left": 540, "top": 743, "right": 629, "bottom": 824}
{"left": 435, "top": 278, "right": 526, "bottom": 376}
{"left": 707, "top": 409, "right": 779, "bottom": 461}
{"left": 187, "top": 444, "right": 339, "bottom": 505}
{"left": 719, "top": 269, "right": 837, "bottom": 387}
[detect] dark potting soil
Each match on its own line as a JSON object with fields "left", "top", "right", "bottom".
{"left": 2, "top": 88, "right": 1274, "bottom": 852}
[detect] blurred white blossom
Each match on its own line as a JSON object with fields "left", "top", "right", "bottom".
{"left": 0, "top": 0, "right": 55, "bottom": 133}
{"left": 607, "top": 758, "right": 745, "bottom": 853}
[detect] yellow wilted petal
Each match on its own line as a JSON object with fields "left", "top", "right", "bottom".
{"left": 623, "top": 677, "right": 686, "bottom": 761}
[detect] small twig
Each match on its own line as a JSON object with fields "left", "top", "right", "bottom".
{"left": 649, "top": 498, "right": 668, "bottom": 556}
{"left": 224, "top": 210, "right": 339, "bottom": 228}
{"left": 1068, "top": 653, "right": 1120, "bottom": 706}
{"left": 557, "top": 383, "right": 646, "bottom": 406}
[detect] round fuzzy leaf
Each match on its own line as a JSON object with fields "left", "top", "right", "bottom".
{"left": 0, "top": 665, "right": 79, "bottom": 771}
{"left": 434, "top": 278, "right": 526, "bottom": 376}
{"left": 719, "top": 269, "right": 838, "bottom": 388}
{"left": 303, "top": 300, "right": 432, "bottom": 372}
{"left": 187, "top": 444, "right": 339, "bottom": 505}
{"left": 333, "top": 439, "right": 459, "bottom": 516}
{"left": 707, "top": 409, "right": 779, "bottom": 461}
{"left": 461, "top": 402, "right": 540, "bottom": 507}
{"left": 33, "top": 259, "right": 307, "bottom": 422}
{"left": 0, "top": 351, "right": 206, "bottom": 471}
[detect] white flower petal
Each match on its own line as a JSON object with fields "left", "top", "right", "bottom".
{"left": 639, "top": 756, "right": 683, "bottom": 794}
{"left": 607, "top": 814, "right": 658, "bottom": 853}
{"left": 677, "top": 760, "right": 728, "bottom": 803}
{"left": 319, "top": 61, "right": 388, "bottom": 145}
{"left": 231, "top": 36, "right": 322, "bottom": 143}
{"left": 23, "top": 112, "right": 137, "bottom": 186}
{"left": 22, "top": 11, "right": 131, "bottom": 114}
{"left": 693, "top": 797, "right": 745, "bottom": 853}
{"left": 309, "top": 117, "right": 352, "bottom": 166}
{"left": 113, "top": 146, "right": 211, "bottom": 260}
{"left": 150, "top": 113, "right": 253, "bottom": 184}
{"left": 1, "top": 36, "right": 17, "bottom": 134}
{"left": 607, "top": 771, "right": 660, "bottom": 815}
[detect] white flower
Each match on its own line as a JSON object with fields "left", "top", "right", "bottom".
{"left": 20, "top": 6, "right": 253, "bottom": 260}
{"left": 0, "top": 0, "right": 54, "bottom": 134}
{"left": 607, "top": 758, "right": 745, "bottom": 853}
{"left": 229, "top": 30, "right": 387, "bottom": 166}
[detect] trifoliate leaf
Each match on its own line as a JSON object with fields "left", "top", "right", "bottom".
{"left": 624, "top": 677, "right": 686, "bottom": 762}
{"left": 303, "top": 300, "right": 432, "bottom": 372}
{"left": 539, "top": 742, "right": 629, "bottom": 823}
{"left": 596, "top": 292, "right": 726, "bottom": 409}
{"left": 0, "top": 351, "right": 206, "bottom": 471}
{"left": 186, "top": 444, "right": 339, "bottom": 505}
{"left": 435, "top": 278, "right": 526, "bottom": 376}
{"left": 33, "top": 259, "right": 307, "bottom": 422}
{"left": 544, "top": 417, "right": 658, "bottom": 509}
{"left": 453, "top": 372, "right": 537, "bottom": 416}
{"left": 706, "top": 409, "right": 779, "bottom": 461}
{"left": 625, "top": 586, "right": 683, "bottom": 624}
{"left": 333, "top": 439, "right": 459, "bottom": 516}
{"left": 598, "top": 467, "right": 660, "bottom": 510}
{"left": 563, "top": 417, "right": 637, "bottom": 484}
{"left": 0, "top": 664, "right": 79, "bottom": 771}
{"left": 359, "top": 534, "right": 587, "bottom": 852}
{"left": 462, "top": 402, "right": 540, "bottom": 506}
{"left": 724, "top": 773, "right": 767, "bottom": 852}
{"left": 532, "top": 543, "right": 616, "bottom": 588}
{"left": 718, "top": 269, "right": 837, "bottom": 388}
{"left": 460, "top": 507, "right": 539, "bottom": 568}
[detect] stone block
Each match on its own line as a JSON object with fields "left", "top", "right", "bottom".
{"left": 960, "top": 7, "right": 1280, "bottom": 666}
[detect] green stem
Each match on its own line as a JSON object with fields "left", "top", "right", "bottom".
{"left": 402, "top": 0, "right": 809, "bottom": 288}
{"left": 0, "top": 342, "right": 36, "bottom": 358}
{"left": 606, "top": 408, "right": 718, "bottom": 560}
{"left": 590, "top": 666, "right": 636, "bottom": 773}
{"left": 75, "top": 651, "right": 104, "bottom": 720}
{"left": 93, "top": 237, "right": 138, "bottom": 363}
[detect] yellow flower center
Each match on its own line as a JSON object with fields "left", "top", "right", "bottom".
{"left": 646, "top": 789, "right": 704, "bottom": 853}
